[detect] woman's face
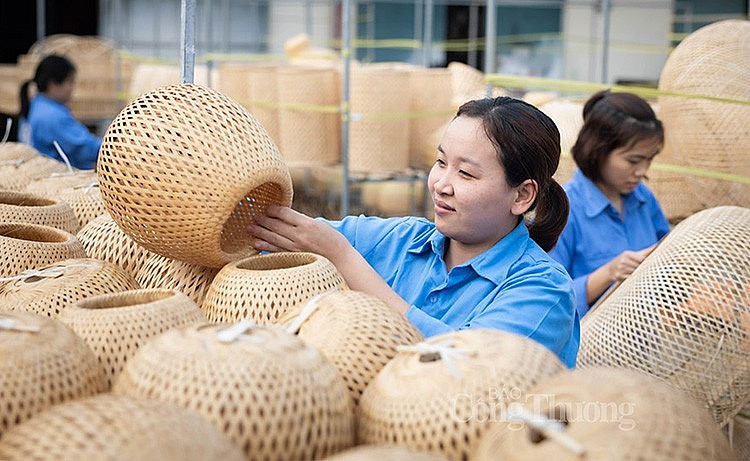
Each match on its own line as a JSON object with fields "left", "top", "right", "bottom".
{"left": 597, "top": 136, "right": 661, "bottom": 199}
{"left": 428, "top": 115, "right": 527, "bottom": 251}
{"left": 46, "top": 74, "right": 76, "bottom": 105}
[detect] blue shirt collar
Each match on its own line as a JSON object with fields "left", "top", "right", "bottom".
{"left": 573, "top": 169, "right": 646, "bottom": 218}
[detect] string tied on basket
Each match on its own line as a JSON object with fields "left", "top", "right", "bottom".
{"left": 52, "top": 140, "right": 75, "bottom": 174}
{"left": 0, "top": 262, "right": 102, "bottom": 282}
{"left": 216, "top": 319, "right": 266, "bottom": 344}
{"left": 397, "top": 339, "right": 477, "bottom": 380}
{"left": 0, "top": 118, "right": 11, "bottom": 144}
{"left": 0, "top": 317, "right": 41, "bottom": 333}
{"left": 284, "top": 290, "right": 334, "bottom": 335}
{"left": 505, "top": 403, "right": 586, "bottom": 456}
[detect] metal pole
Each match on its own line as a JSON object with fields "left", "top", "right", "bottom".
{"left": 423, "top": 0, "right": 433, "bottom": 67}
{"left": 340, "top": 0, "right": 352, "bottom": 217}
{"left": 36, "top": 0, "right": 46, "bottom": 54}
{"left": 205, "top": 0, "right": 214, "bottom": 87}
{"left": 468, "top": 1, "right": 479, "bottom": 68}
{"left": 600, "top": 0, "right": 611, "bottom": 83}
{"left": 415, "top": 1, "right": 424, "bottom": 66}
{"left": 484, "top": 0, "right": 497, "bottom": 96}
{"left": 180, "top": 0, "right": 197, "bottom": 84}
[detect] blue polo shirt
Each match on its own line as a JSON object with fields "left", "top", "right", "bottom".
{"left": 549, "top": 169, "right": 670, "bottom": 317}
{"left": 28, "top": 94, "right": 101, "bottom": 170}
{"left": 325, "top": 215, "right": 579, "bottom": 368}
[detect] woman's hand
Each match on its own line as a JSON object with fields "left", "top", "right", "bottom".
{"left": 607, "top": 244, "right": 656, "bottom": 282}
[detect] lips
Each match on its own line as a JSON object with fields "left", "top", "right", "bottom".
{"left": 433, "top": 198, "right": 455, "bottom": 214}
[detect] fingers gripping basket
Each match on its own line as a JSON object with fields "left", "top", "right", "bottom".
{"left": 0, "top": 311, "right": 106, "bottom": 438}
{"left": 0, "top": 257, "right": 140, "bottom": 318}
{"left": 472, "top": 367, "right": 737, "bottom": 461}
{"left": 577, "top": 205, "right": 750, "bottom": 428}
{"left": 202, "top": 252, "right": 348, "bottom": 324}
{"left": 58, "top": 288, "right": 207, "bottom": 389}
{"left": 357, "top": 329, "right": 567, "bottom": 461}
{"left": 135, "top": 252, "right": 219, "bottom": 306}
{"left": 76, "top": 213, "right": 154, "bottom": 279}
{"left": 0, "top": 394, "right": 245, "bottom": 461}
{"left": 278, "top": 290, "right": 424, "bottom": 405}
{"left": 113, "top": 322, "right": 356, "bottom": 460}
{"left": 97, "top": 83, "right": 294, "bottom": 268}
{"left": 0, "top": 223, "right": 86, "bottom": 278}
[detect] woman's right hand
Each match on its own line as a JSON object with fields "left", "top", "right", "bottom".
{"left": 607, "top": 244, "right": 656, "bottom": 282}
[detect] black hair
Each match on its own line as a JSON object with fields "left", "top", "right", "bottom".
{"left": 18, "top": 54, "right": 76, "bottom": 119}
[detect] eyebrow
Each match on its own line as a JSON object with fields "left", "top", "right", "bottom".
{"left": 436, "top": 144, "right": 483, "bottom": 168}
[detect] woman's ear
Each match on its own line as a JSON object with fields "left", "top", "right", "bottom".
{"left": 511, "top": 179, "right": 538, "bottom": 216}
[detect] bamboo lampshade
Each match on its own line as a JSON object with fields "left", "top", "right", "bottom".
{"left": 357, "top": 329, "right": 566, "bottom": 461}
{"left": 0, "top": 257, "right": 139, "bottom": 318}
{"left": 135, "top": 252, "right": 219, "bottom": 306}
{"left": 0, "top": 223, "right": 86, "bottom": 278}
{"left": 202, "top": 252, "right": 348, "bottom": 324}
{"left": 113, "top": 322, "right": 355, "bottom": 460}
{"left": 322, "top": 445, "right": 450, "bottom": 461}
{"left": 472, "top": 367, "right": 736, "bottom": 461}
{"left": 0, "top": 156, "right": 68, "bottom": 192}
{"left": 0, "top": 394, "right": 245, "bottom": 461}
{"left": 76, "top": 213, "right": 154, "bottom": 279}
{"left": 0, "top": 190, "right": 79, "bottom": 234}
{"left": 25, "top": 170, "right": 105, "bottom": 229}
{"left": 577, "top": 206, "right": 750, "bottom": 428}
{"left": 97, "top": 83, "right": 293, "bottom": 268}
{"left": 0, "top": 310, "right": 106, "bottom": 438}
{"left": 24, "top": 170, "right": 97, "bottom": 197}
{"left": 59, "top": 288, "right": 206, "bottom": 389}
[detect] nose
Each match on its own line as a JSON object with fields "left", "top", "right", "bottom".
{"left": 634, "top": 161, "right": 650, "bottom": 179}
{"left": 430, "top": 168, "right": 453, "bottom": 196}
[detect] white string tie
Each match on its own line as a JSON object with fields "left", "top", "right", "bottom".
{"left": 284, "top": 291, "right": 332, "bottom": 334}
{"left": 0, "top": 262, "right": 101, "bottom": 282}
{"left": 0, "top": 318, "right": 41, "bottom": 333}
{"left": 506, "top": 404, "right": 586, "bottom": 456}
{"left": 0, "top": 118, "right": 11, "bottom": 144}
{"left": 396, "top": 339, "right": 476, "bottom": 380}
{"left": 216, "top": 319, "right": 265, "bottom": 344}
{"left": 52, "top": 140, "right": 74, "bottom": 174}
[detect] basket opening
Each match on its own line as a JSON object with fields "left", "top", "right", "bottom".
{"left": 419, "top": 351, "right": 442, "bottom": 363}
{"left": 0, "top": 224, "right": 70, "bottom": 242}
{"left": 0, "top": 193, "right": 55, "bottom": 207}
{"left": 78, "top": 289, "right": 175, "bottom": 310}
{"left": 528, "top": 406, "right": 569, "bottom": 444}
{"left": 221, "top": 182, "right": 287, "bottom": 256}
{"left": 236, "top": 252, "right": 317, "bottom": 271}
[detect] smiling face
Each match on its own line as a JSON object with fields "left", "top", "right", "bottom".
{"left": 597, "top": 135, "right": 661, "bottom": 200}
{"left": 428, "top": 115, "right": 532, "bottom": 255}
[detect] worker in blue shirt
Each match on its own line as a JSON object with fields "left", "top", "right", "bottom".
{"left": 18, "top": 54, "right": 101, "bottom": 170}
{"left": 250, "top": 97, "right": 579, "bottom": 368}
{"left": 549, "top": 90, "right": 670, "bottom": 317}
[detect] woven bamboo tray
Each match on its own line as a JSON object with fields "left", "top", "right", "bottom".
{"left": 0, "top": 190, "right": 80, "bottom": 234}
{"left": 76, "top": 213, "right": 154, "bottom": 279}
{"left": 0, "top": 223, "right": 86, "bottom": 278}
{"left": 472, "top": 367, "right": 736, "bottom": 460}
{"left": 278, "top": 290, "right": 423, "bottom": 405}
{"left": 0, "top": 310, "right": 106, "bottom": 438}
{"left": 322, "top": 445, "right": 450, "bottom": 461}
{"left": 0, "top": 394, "right": 245, "bottom": 461}
{"left": 98, "top": 83, "right": 293, "bottom": 268}
{"left": 658, "top": 19, "right": 750, "bottom": 212}
{"left": 59, "top": 288, "right": 206, "bottom": 389}
{"left": 202, "top": 252, "right": 348, "bottom": 324}
{"left": 0, "top": 156, "right": 69, "bottom": 191}
{"left": 135, "top": 252, "right": 219, "bottom": 306}
{"left": 113, "top": 322, "right": 355, "bottom": 460}
{"left": 578, "top": 205, "right": 750, "bottom": 428}
{"left": 357, "top": 328, "right": 566, "bottom": 461}
{"left": 0, "top": 257, "right": 139, "bottom": 318}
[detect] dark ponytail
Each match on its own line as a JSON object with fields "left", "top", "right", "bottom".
{"left": 18, "top": 54, "right": 76, "bottom": 119}
{"left": 19, "top": 80, "right": 34, "bottom": 119}
{"left": 456, "top": 96, "right": 569, "bottom": 251}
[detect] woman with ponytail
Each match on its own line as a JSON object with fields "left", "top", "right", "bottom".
{"left": 18, "top": 54, "right": 101, "bottom": 170}
{"left": 549, "top": 90, "right": 669, "bottom": 317}
{"left": 250, "top": 96, "right": 579, "bottom": 368}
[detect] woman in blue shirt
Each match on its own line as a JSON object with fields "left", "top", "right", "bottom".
{"left": 549, "top": 90, "right": 670, "bottom": 317}
{"left": 250, "top": 97, "right": 579, "bottom": 368}
{"left": 18, "top": 54, "right": 101, "bottom": 170}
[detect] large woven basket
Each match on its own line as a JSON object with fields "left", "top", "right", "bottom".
{"left": 76, "top": 213, "right": 154, "bottom": 279}
{"left": 578, "top": 205, "right": 750, "bottom": 427}
{"left": 202, "top": 252, "right": 348, "bottom": 324}
{"left": 0, "top": 156, "right": 68, "bottom": 192}
{"left": 472, "top": 367, "right": 736, "bottom": 460}
{"left": 0, "top": 394, "right": 245, "bottom": 461}
{"left": 278, "top": 290, "right": 423, "bottom": 405}
{"left": 407, "top": 67, "right": 454, "bottom": 168}
{"left": 59, "top": 288, "right": 206, "bottom": 389}
{"left": 135, "top": 252, "right": 219, "bottom": 306}
{"left": 113, "top": 322, "right": 355, "bottom": 460}
{"left": 0, "top": 310, "right": 106, "bottom": 438}
{"left": 97, "top": 83, "right": 294, "bottom": 268}
{"left": 0, "top": 257, "right": 139, "bottom": 318}
{"left": 0, "top": 223, "right": 86, "bottom": 278}
{"left": 0, "top": 190, "right": 80, "bottom": 234}
{"left": 539, "top": 99, "right": 584, "bottom": 186}
{"left": 322, "top": 445, "right": 450, "bottom": 461}
{"left": 357, "top": 328, "right": 566, "bottom": 461}
{"left": 658, "top": 19, "right": 750, "bottom": 211}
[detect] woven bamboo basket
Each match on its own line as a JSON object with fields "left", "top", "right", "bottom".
{"left": 0, "top": 223, "right": 86, "bottom": 278}
{"left": 76, "top": 212, "right": 154, "bottom": 279}
{"left": 0, "top": 310, "right": 106, "bottom": 438}
{"left": 0, "top": 155, "right": 69, "bottom": 191}
{"left": 408, "top": 67, "right": 454, "bottom": 168}
{"left": 277, "top": 290, "right": 423, "bottom": 406}
{"left": 135, "top": 252, "right": 219, "bottom": 306}
{"left": 322, "top": 445, "right": 450, "bottom": 461}
{"left": 113, "top": 322, "right": 356, "bottom": 460}
{"left": 0, "top": 394, "right": 245, "bottom": 461}
{"left": 0, "top": 257, "right": 139, "bottom": 318}
{"left": 127, "top": 62, "right": 218, "bottom": 100}
{"left": 357, "top": 328, "right": 566, "bottom": 461}
{"left": 349, "top": 64, "right": 411, "bottom": 174}
{"left": 658, "top": 19, "right": 750, "bottom": 211}
{"left": 539, "top": 99, "right": 584, "bottom": 186}
{"left": 0, "top": 190, "right": 80, "bottom": 234}
{"left": 472, "top": 367, "right": 737, "bottom": 460}
{"left": 57, "top": 184, "right": 107, "bottom": 229}
{"left": 276, "top": 64, "right": 340, "bottom": 167}
{"left": 59, "top": 288, "right": 206, "bottom": 389}
{"left": 25, "top": 170, "right": 97, "bottom": 197}
{"left": 0, "top": 142, "right": 39, "bottom": 163}
{"left": 202, "top": 252, "right": 348, "bottom": 324}
{"left": 578, "top": 205, "right": 750, "bottom": 428}
{"left": 0, "top": 64, "right": 20, "bottom": 113}
{"left": 98, "top": 83, "right": 293, "bottom": 268}
{"left": 447, "top": 61, "right": 507, "bottom": 106}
